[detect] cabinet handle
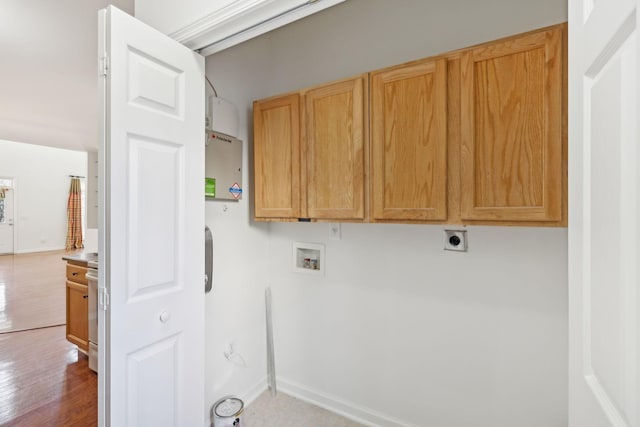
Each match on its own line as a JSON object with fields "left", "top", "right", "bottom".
{"left": 72, "top": 272, "right": 78, "bottom": 276}
{"left": 83, "top": 295, "right": 88, "bottom": 299}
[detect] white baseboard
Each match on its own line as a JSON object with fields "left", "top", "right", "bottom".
{"left": 241, "top": 376, "right": 268, "bottom": 406}
{"left": 15, "top": 246, "right": 65, "bottom": 254}
{"left": 278, "top": 378, "right": 415, "bottom": 427}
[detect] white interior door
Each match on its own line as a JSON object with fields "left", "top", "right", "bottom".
{"left": 99, "top": 6, "right": 205, "bottom": 426}
{"left": 0, "top": 188, "right": 14, "bottom": 255}
{"left": 569, "top": 0, "right": 639, "bottom": 426}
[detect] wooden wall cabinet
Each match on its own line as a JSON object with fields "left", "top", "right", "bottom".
{"left": 254, "top": 93, "right": 301, "bottom": 219}
{"left": 66, "top": 262, "right": 89, "bottom": 352}
{"left": 459, "top": 27, "right": 564, "bottom": 223}
{"left": 303, "top": 76, "right": 367, "bottom": 220}
{"left": 370, "top": 58, "right": 448, "bottom": 221}
{"left": 252, "top": 24, "right": 566, "bottom": 226}
{"left": 254, "top": 75, "right": 367, "bottom": 221}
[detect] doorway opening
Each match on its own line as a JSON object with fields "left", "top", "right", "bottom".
{"left": 0, "top": 177, "right": 15, "bottom": 255}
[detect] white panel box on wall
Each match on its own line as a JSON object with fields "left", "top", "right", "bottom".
{"left": 209, "top": 96, "right": 238, "bottom": 138}
{"left": 292, "top": 242, "right": 325, "bottom": 276}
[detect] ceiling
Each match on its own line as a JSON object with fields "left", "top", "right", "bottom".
{"left": 0, "top": 0, "right": 134, "bottom": 152}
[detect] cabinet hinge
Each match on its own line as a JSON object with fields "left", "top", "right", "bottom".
{"left": 99, "top": 56, "right": 110, "bottom": 77}
{"left": 99, "top": 288, "right": 110, "bottom": 311}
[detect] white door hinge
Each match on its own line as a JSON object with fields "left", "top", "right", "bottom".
{"left": 99, "top": 56, "right": 110, "bottom": 76}
{"left": 99, "top": 288, "right": 110, "bottom": 311}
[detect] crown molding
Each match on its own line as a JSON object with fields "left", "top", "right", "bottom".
{"left": 169, "top": 0, "right": 346, "bottom": 55}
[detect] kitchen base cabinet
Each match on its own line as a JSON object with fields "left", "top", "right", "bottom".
{"left": 65, "top": 261, "right": 89, "bottom": 353}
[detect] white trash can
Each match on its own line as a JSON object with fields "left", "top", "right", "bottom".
{"left": 213, "top": 396, "right": 244, "bottom": 427}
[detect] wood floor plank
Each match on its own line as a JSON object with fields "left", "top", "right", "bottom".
{"left": 0, "top": 250, "right": 97, "bottom": 426}
{"left": 0, "top": 326, "right": 97, "bottom": 426}
{"left": 0, "top": 251, "right": 71, "bottom": 333}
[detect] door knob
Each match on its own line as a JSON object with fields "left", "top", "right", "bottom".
{"left": 159, "top": 311, "right": 171, "bottom": 323}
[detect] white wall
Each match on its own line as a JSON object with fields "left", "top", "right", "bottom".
{"left": 0, "top": 140, "right": 87, "bottom": 253}
{"left": 268, "top": 224, "right": 567, "bottom": 426}
{"left": 203, "top": 44, "right": 272, "bottom": 418}
{"left": 205, "top": 0, "right": 568, "bottom": 425}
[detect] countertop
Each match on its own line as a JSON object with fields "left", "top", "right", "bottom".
{"left": 62, "top": 252, "right": 98, "bottom": 267}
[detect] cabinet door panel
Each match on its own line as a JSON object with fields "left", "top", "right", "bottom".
{"left": 254, "top": 94, "right": 301, "bottom": 218}
{"left": 371, "top": 58, "right": 448, "bottom": 221}
{"left": 66, "top": 280, "right": 88, "bottom": 351}
{"left": 304, "top": 76, "right": 366, "bottom": 219}
{"left": 460, "top": 28, "right": 563, "bottom": 221}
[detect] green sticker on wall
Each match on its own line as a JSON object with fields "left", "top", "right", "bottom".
{"left": 205, "top": 178, "right": 216, "bottom": 198}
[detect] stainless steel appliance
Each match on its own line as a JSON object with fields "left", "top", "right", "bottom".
{"left": 86, "top": 260, "right": 98, "bottom": 372}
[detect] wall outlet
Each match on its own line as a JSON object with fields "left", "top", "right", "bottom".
{"left": 444, "top": 230, "right": 468, "bottom": 252}
{"left": 329, "top": 223, "right": 341, "bottom": 240}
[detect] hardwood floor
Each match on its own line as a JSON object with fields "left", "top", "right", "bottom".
{"left": 0, "top": 251, "right": 96, "bottom": 426}
{"left": 0, "top": 326, "right": 97, "bottom": 426}
{"left": 0, "top": 251, "right": 69, "bottom": 333}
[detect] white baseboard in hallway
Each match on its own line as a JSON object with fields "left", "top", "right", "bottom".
{"left": 15, "top": 246, "right": 65, "bottom": 254}
{"left": 277, "top": 378, "right": 414, "bottom": 427}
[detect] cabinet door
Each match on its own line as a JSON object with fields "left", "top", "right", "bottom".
{"left": 254, "top": 94, "right": 301, "bottom": 218}
{"left": 460, "top": 28, "right": 563, "bottom": 222}
{"left": 66, "top": 280, "right": 88, "bottom": 352}
{"left": 304, "top": 76, "right": 367, "bottom": 220}
{"left": 371, "top": 58, "right": 448, "bottom": 221}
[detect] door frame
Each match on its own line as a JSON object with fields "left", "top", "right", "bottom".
{"left": 0, "top": 176, "right": 17, "bottom": 255}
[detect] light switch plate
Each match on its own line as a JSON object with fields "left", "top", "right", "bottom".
{"left": 444, "top": 230, "right": 468, "bottom": 252}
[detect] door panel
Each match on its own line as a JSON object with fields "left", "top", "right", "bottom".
{"left": 371, "top": 58, "right": 448, "bottom": 221}
{"left": 126, "top": 335, "right": 180, "bottom": 425}
{"left": 253, "top": 94, "right": 301, "bottom": 218}
{"left": 460, "top": 28, "right": 563, "bottom": 221}
{"left": 100, "top": 6, "right": 204, "bottom": 426}
{"left": 569, "top": 0, "right": 639, "bottom": 426}
{"left": 66, "top": 280, "right": 89, "bottom": 351}
{"left": 304, "top": 76, "right": 366, "bottom": 219}
{"left": 127, "top": 136, "right": 183, "bottom": 301}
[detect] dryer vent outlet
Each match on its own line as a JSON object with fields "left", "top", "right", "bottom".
{"left": 444, "top": 230, "right": 468, "bottom": 252}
